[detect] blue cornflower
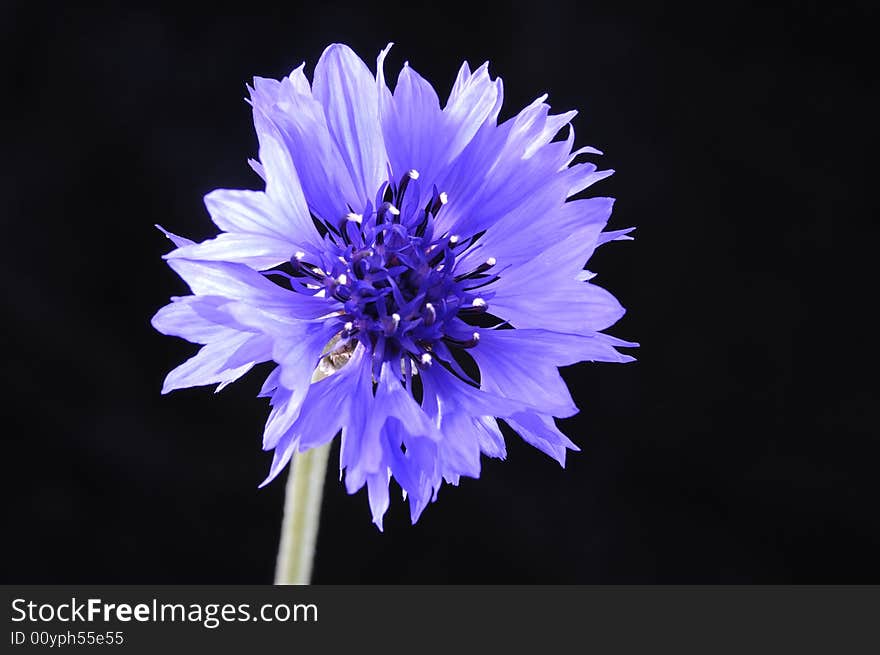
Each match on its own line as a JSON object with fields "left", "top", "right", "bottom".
{"left": 152, "top": 43, "right": 636, "bottom": 528}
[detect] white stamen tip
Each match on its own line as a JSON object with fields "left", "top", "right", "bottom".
{"left": 294, "top": 251, "right": 305, "bottom": 260}
{"left": 439, "top": 192, "right": 448, "bottom": 204}
{"left": 449, "top": 234, "right": 460, "bottom": 244}
{"left": 420, "top": 353, "right": 433, "bottom": 365}
{"left": 472, "top": 297, "right": 486, "bottom": 308}
{"left": 472, "top": 332, "right": 480, "bottom": 341}
{"left": 425, "top": 302, "right": 435, "bottom": 311}
{"left": 486, "top": 257, "right": 497, "bottom": 266}
{"left": 336, "top": 274, "right": 348, "bottom": 285}
{"left": 346, "top": 212, "right": 363, "bottom": 223}
{"left": 392, "top": 313, "right": 401, "bottom": 322}
{"left": 408, "top": 169, "right": 420, "bottom": 179}
{"left": 344, "top": 321, "right": 354, "bottom": 331}
{"left": 387, "top": 204, "right": 400, "bottom": 216}
{"left": 312, "top": 267, "right": 325, "bottom": 275}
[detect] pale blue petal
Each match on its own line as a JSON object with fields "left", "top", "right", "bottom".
{"left": 165, "top": 258, "right": 338, "bottom": 320}
{"left": 474, "top": 417, "right": 506, "bottom": 459}
{"left": 366, "top": 472, "right": 391, "bottom": 530}
{"left": 505, "top": 412, "right": 580, "bottom": 466}
{"left": 261, "top": 346, "right": 372, "bottom": 487}
{"left": 255, "top": 127, "right": 325, "bottom": 252}
{"left": 442, "top": 61, "right": 503, "bottom": 160}
{"left": 456, "top": 197, "right": 614, "bottom": 273}
{"left": 166, "top": 232, "right": 298, "bottom": 270}
{"left": 250, "top": 67, "right": 358, "bottom": 222}
{"left": 470, "top": 333, "right": 579, "bottom": 418}
{"left": 379, "top": 61, "right": 446, "bottom": 201}
{"left": 202, "top": 189, "right": 305, "bottom": 253}
{"left": 312, "top": 44, "right": 388, "bottom": 207}
{"left": 151, "top": 296, "right": 237, "bottom": 345}
{"left": 155, "top": 224, "right": 194, "bottom": 248}
{"left": 489, "top": 277, "right": 627, "bottom": 333}
{"left": 261, "top": 320, "right": 341, "bottom": 450}
{"left": 475, "top": 328, "right": 637, "bottom": 370}
{"left": 161, "top": 331, "right": 269, "bottom": 394}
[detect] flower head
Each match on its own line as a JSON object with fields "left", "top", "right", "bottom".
{"left": 152, "top": 43, "right": 636, "bottom": 528}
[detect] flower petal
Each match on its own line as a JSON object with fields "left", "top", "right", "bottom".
{"left": 505, "top": 412, "right": 579, "bottom": 466}
{"left": 435, "top": 95, "right": 578, "bottom": 238}
{"left": 443, "top": 61, "right": 504, "bottom": 161}
{"left": 255, "top": 127, "right": 325, "bottom": 253}
{"left": 366, "top": 472, "right": 391, "bottom": 530}
{"left": 166, "top": 232, "right": 298, "bottom": 270}
{"left": 165, "top": 258, "right": 337, "bottom": 320}
{"left": 342, "top": 361, "right": 442, "bottom": 494}
{"left": 564, "top": 162, "right": 615, "bottom": 196}
{"left": 484, "top": 222, "right": 631, "bottom": 332}
{"left": 470, "top": 335, "right": 578, "bottom": 418}
{"left": 475, "top": 328, "right": 637, "bottom": 370}
{"left": 262, "top": 345, "right": 372, "bottom": 487}
{"left": 250, "top": 67, "right": 358, "bottom": 222}
{"left": 490, "top": 277, "right": 627, "bottom": 333}
{"left": 456, "top": 197, "right": 614, "bottom": 273}
{"left": 151, "top": 295, "right": 237, "bottom": 345}
{"left": 155, "top": 224, "right": 194, "bottom": 248}
{"left": 378, "top": 61, "right": 445, "bottom": 199}
{"left": 420, "top": 362, "right": 528, "bottom": 480}
{"left": 203, "top": 189, "right": 294, "bottom": 243}
{"left": 312, "top": 44, "right": 388, "bottom": 207}
{"left": 161, "top": 331, "right": 270, "bottom": 394}
{"left": 261, "top": 320, "right": 341, "bottom": 450}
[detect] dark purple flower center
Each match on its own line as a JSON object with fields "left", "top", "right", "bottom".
{"left": 270, "top": 170, "right": 501, "bottom": 377}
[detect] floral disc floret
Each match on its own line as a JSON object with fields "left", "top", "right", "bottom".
{"left": 274, "top": 170, "right": 493, "bottom": 381}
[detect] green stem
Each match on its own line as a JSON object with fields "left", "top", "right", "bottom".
{"left": 273, "top": 339, "right": 351, "bottom": 585}
{"left": 273, "top": 442, "right": 331, "bottom": 584}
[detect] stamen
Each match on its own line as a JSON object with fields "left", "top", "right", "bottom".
{"left": 332, "top": 287, "right": 352, "bottom": 302}
{"left": 275, "top": 174, "right": 497, "bottom": 388}
{"left": 455, "top": 258, "right": 497, "bottom": 282}
{"left": 445, "top": 332, "right": 480, "bottom": 349}
{"left": 458, "top": 299, "right": 488, "bottom": 315}
{"left": 424, "top": 302, "right": 436, "bottom": 326}
{"left": 462, "top": 274, "right": 500, "bottom": 291}
{"left": 289, "top": 256, "right": 326, "bottom": 282}
{"left": 428, "top": 187, "right": 448, "bottom": 216}
{"left": 382, "top": 313, "right": 401, "bottom": 336}
{"left": 397, "top": 169, "right": 420, "bottom": 207}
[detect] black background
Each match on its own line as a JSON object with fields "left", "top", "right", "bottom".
{"left": 2, "top": 1, "right": 877, "bottom": 583}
